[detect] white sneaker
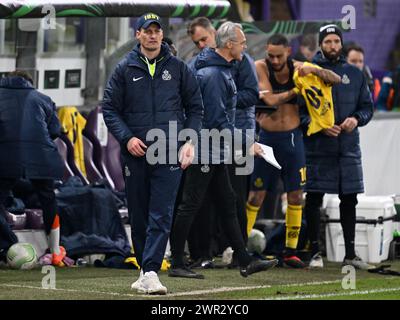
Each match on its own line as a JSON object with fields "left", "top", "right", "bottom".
{"left": 309, "top": 252, "right": 324, "bottom": 268}
{"left": 222, "top": 247, "right": 233, "bottom": 265}
{"left": 342, "top": 256, "right": 373, "bottom": 270}
{"left": 138, "top": 271, "right": 167, "bottom": 295}
{"left": 131, "top": 270, "right": 144, "bottom": 290}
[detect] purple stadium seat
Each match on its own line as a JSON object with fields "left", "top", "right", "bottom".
{"left": 6, "top": 211, "right": 27, "bottom": 230}
{"left": 83, "top": 130, "right": 116, "bottom": 189}
{"left": 55, "top": 134, "right": 89, "bottom": 185}
{"left": 104, "top": 133, "right": 125, "bottom": 192}
{"left": 83, "top": 135, "right": 104, "bottom": 184}
{"left": 55, "top": 137, "right": 77, "bottom": 183}
{"left": 84, "top": 106, "right": 125, "bottom": 192}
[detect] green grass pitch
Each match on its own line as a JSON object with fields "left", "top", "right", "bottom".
{"left": 1, "top": 260, "right": 400, "bottom": 300}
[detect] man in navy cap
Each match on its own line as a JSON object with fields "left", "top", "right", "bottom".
{"left": 101, "top": 12, "right": 203, "bottom": 294}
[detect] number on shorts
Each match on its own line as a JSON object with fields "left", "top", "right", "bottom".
{"left": 299, "top": 167, "right": 306, "bottom": 184}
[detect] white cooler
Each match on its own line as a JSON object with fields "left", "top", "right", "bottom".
{"left": 325, "top": 195, "right": 396, "bottom": 263}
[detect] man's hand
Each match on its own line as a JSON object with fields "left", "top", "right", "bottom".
{"left": 322, "top": 125, "right": 342, "bottom": 137}
{"left": 256, "top": 112, "right": 266, "bottom": 123}
{"left": 293, "top": 60, "right": 304, "bottom": 71}
{"left": 340, "top": 117, "right": 358, "bottom": 133}
{"left": 179, "top": 141, "right": 195, "bottom": 169}
{"left": 127, "top": 137, "right": 147, "bottom": 157}
{"left": 249, "top": 143, "right": 264, "bottom": 157}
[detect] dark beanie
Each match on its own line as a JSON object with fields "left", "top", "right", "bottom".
{"left": 319, "top": 24, "right": 343, "bottom": 45}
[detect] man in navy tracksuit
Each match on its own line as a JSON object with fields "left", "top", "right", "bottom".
{"left": 169, "top": 22, "right": 278, "bottom": 280}
{"left": 183, "top": 17, "right": 259, "bottom": 268}
{"left": 101, "top": 13, "right": 203, "bottom": 294}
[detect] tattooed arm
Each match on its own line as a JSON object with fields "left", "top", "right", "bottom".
{"left": 298, "top": 64, "right": 342, "bottom": 84}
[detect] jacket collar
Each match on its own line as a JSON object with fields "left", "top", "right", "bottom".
{"left": 127, "top": 42, "right": 171, "bottom": 70}
{"left": 313, "top": 50, "right": 347, "bottom": 67}
{"left": 194, "top": 47, "right": 234, "bottom": 71}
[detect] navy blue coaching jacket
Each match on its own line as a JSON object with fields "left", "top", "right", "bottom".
{"left": 194, "top": 47, "right": 254, "bottom": 163}
{"left": 101, "top": 43, "right": 204, "bottom": 157}
{"left": 189, "top": 51, "right": 258, "bottom": 132}
{"left": 300, "top": 52, "right": 374, "bottom": 194}
{"left": 231, "top": 52, "right": 258, "bottom": 132}
{"left": 0, "top": 76, "right": 63, "bottom": 180}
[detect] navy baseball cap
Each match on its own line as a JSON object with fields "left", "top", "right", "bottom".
{"left": 136, "top": 13, "right": 162, "bottom": 31}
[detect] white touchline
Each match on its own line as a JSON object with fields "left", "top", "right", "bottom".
{"left": 265, "top": 287, "right": 400, "bottom": 300}
{"left": 5, "top": 280, "right": 397, "bottom": 300}
{"left": 0, "top": 283, "right": 137, "bottom": 298}
{"left": 0, "top": 280, "right": 341, "bottom": 298}
{"left": 152, "top": 280, "right": 343, "bottom": 298}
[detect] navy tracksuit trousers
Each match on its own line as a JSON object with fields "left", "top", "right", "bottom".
{"left": 123, "top": 156, "right": 182, "bottom": 273}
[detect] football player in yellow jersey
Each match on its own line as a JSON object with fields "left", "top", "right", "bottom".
{"left": 246, "top": 34, "right": 341, "bottom": 268}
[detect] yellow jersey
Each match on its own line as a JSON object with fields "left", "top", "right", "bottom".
{"left": 57, "top": 106, "right": 87, "bottom": 176}
{"left": 293, "top": 62, "right": 335, "bottom": 136}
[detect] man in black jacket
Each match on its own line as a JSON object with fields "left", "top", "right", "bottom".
{"left": 0, "top": 70, "right": 65, "bottom": 266}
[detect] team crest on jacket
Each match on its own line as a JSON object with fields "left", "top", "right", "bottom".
{"left": 162, "top": 70, "right": 172, "bottom": 81}
{"left": 341, "top": 74, "right": 350, "bottom": 84}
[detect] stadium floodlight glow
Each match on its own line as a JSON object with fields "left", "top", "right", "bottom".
{"left": 0, "top": 0, "right": 231, "bottom": 19}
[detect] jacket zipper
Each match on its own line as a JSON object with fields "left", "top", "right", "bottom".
{"left": 148, "top": 59, "right": 155, "bottom": 129}
{"left": 151, "top": 76, "right": 155, "bottom": 128}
